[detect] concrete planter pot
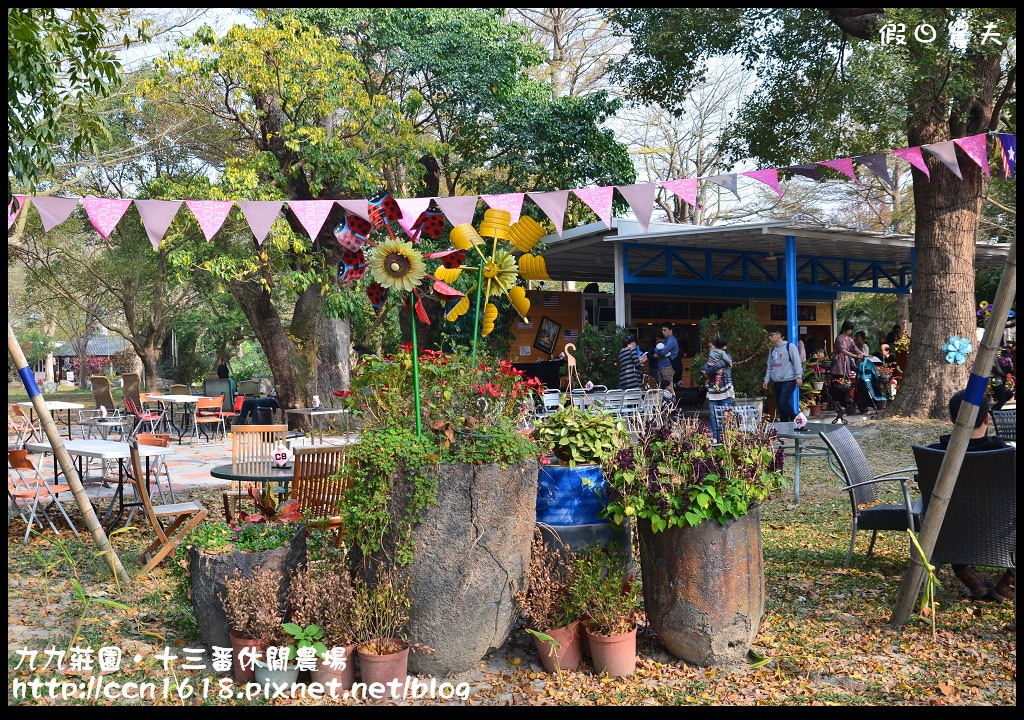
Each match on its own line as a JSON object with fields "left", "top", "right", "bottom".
{"left": 188, "top": 526, "right": 307, "bottom": 649}
{"left": 638, "top": 506, "right": 764, "bottom": 666}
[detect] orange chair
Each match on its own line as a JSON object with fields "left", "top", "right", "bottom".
{"left": 8, "top": 449, "right": 79, "bottom": 544}
{"left": 125, "top": 397, "right": 165, "bottom": 438}
{"left": 214, "top": 395, "right": 245, "bottom": 432}
{"left": 195, "top": 396, "right": 227, "bottom": 442}
{"left": 10, "top": 405, "right": 39, "bottom": 445}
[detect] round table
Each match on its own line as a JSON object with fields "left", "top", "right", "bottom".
{"left": 210, "top": 462, "right": 295, "bottom": 486}
{"left": 771, "top": 421, "right": 864, "bottom": 504}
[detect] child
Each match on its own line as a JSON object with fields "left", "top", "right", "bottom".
{"left": 703, "top": 338, "right": 731, "bottom": 392}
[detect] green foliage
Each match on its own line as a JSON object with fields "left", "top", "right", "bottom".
{"left": 532, "top": 406, "right": 627, "bottom": 469}
{"left": 574, "top": 324, "right": 630, "bottom": 389}
{"left": 690, "top": 307, "right": 770, "bottom": 399}
{"left": 603, "top": 417, "right": 785, "bottom": 532}
{"left": 570, "top": 545, "right": 639, "bottom": 637}
{"left": 7, "top": 8, "right": 148, "bottom": 188}
{"left": 17, "top": 327, "right": 58, "bottom": 369}
{"left": 231, "top": 340, "right": 271, "bottom": 382}
{"left": 281, "top": 622, "right": 328, "bottom": 661}
{"left": 351, "top": 570, "right": 410, "bottom": 652}
{"left": 838, "top": 293, "right": 898, "bottom": 349}
{"left": 180, "top": 520, "right": 302, "bottom": 556}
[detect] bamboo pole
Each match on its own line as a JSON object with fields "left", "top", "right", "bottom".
{"left": 8, "top": 323, "right": 131, "bottom": 585}
{"left": 891, "top": 236, "right": 1016, "bottom": 625}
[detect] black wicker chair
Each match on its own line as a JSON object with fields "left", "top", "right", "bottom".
{"left": 819, "top": 426, "right": 920, "bottom": 567}
{"left": 910, "top": 445, "right": 1016, "bottom": 570}
{"left": 990, "top": 409, "right": 1016, "bottom": 442}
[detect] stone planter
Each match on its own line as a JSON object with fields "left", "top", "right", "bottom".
{"left": 638, "top": 507, "right": 764, "bottom": 667}
{"left": 188, "top": 526, "right": 307, "bottom": 649}
{"left": 378, "top": 459, "right": 538, "bottom": 676}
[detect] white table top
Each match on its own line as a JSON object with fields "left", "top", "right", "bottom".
{"left": 151, "top": 395, "right": 201, "bottom": 403}
{"left": 286, "top": 407, "right": 349, "bottom": 416}
{"left": 18, "top": 401, "right": 85, "bottom": 411}
{"left": 26, "top": 439, "right": 173, "bottom": 459}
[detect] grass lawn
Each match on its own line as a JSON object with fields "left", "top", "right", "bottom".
{"left": 6, "top": 416, "right": 1015, "bottom": 706}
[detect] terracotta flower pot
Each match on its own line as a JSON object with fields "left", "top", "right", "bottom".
{"left": 532, "top": 622, "right": 582, "bottom": 672}
{"left": 229, "top": 630, "right": 265, "bottom": 684}
{"left": 311, "top": 643, "right": 358, "bottom": 691}
{"left": 579, "top": 618, "right": 593, "bottom": 658}
{"left": 585, "top": 625, "right": 637, "bottom": 677}
{"left": 809, "top": 404, "right": 822, "bottom": 418}
{"left": 358, "top": 639, "right": 410, "bottom": 700}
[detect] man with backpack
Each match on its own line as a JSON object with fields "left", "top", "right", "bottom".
{"left": 762, "top": 326, "right": 803, "bottom": 422}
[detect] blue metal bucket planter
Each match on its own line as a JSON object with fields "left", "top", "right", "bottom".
{"left": 536, "top": 464, "right": 607, "bottom": 525}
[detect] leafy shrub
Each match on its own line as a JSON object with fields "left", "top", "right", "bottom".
{"left": 602, "top": 416, "right": 786, "bottom": 533}
{"left": 570, "top": 544, "right": 639, "bottom": 636}
{"left": 574, "top": 324, "right": 630, "bottom": 389}
{"left": 689, "top": 307, "right": 770, "bottom": 398}
{"left": 532, "top": 405, "right": 627, "bottom": 468}
{"left": 222, "top": 567, "right": 287, "bottom": 643}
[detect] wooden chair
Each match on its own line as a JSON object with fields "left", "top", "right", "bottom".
{"left": 167, "top": 384, "right": 190, "bottom": 396}
{"left": 128, "top": 442, "right": 207, "bottom": 573}
{"left": 195, "top": 395, "right": 227, "bottom": 442}
{"left": 290, "top": 445, "right": 350, "bottom": 544}
{"left": 136, "top": 433, "right": 175, "bottom": 503}
{"left": 223, "top": 424, "right": 288, "bottom": 521}
{"left": 8, "top": 449, "right": 79, "bottom": 544}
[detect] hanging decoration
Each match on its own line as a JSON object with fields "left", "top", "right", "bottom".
{"left": 11, "top": 133, "right": 1012, "bottom": 246}
{"left": 432, "top": 209, "right": 547, "bottom": 358}
{"left": 942, "top": 336, "right": 974, "bottom": 365}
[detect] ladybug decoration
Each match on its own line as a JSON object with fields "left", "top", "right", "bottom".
{"left": 366, "top": 281, "right": 389, "bottom": 314}
{"left": 412, "top": 210, "right": 446, "bottom": 240}
{"left": 334, "top": 214, "right": 371, "bottom": 251}
{"left": 337, "top": 248, "right": 367, "bottom": 284}
{"left": 368, "top": 195, "right": 401, "bottom": 230}
{"left": 426, "top": 248, "right": 467, "bottom": 269}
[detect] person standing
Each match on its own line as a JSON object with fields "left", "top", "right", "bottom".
{"left": 652, "top": 323, "right": 679, "bottom": 389}
{"left": 763, "top": 327, "right": 803, "bottom": 422}
{"left": 705, "top": 337, "right": 734, "bottom": 441}
{"left": 618, "top": 337, "right": 644, "bottom": 390}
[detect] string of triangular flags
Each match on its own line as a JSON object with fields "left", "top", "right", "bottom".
{"left": 7, "top": 132, "right": 1016, "bottom": 245}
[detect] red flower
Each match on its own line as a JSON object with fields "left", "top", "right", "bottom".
{"left": 333, "top": 390, "right": 354, "bottom": 398}
{"left": 399, "top": 342, "right": 413, "bottom": 353}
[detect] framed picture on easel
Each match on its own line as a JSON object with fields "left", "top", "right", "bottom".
{"left": 534, "top": 316, "right": 561, "bottom": 355}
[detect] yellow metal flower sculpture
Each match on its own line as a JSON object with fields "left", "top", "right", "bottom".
{"left": 429, "top": 209, "right": 551, "bottom": 353}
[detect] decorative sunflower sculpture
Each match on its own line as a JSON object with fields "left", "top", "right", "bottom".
{"left": 427, "top": 208, "right": 550, "bottom": 354}
{"left": 333, "top": 195, "right": 464, "bottom": 437}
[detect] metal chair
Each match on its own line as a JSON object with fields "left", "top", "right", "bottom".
{"left": 911, "top": 445, "right": 1016, "bottom": 570}
{"left": 535, "top": 389, "right": 563, "bottom": 420}
{"left": 711, "top": 403, "right": 762, "bottom": 434}
{"left": 600, "top": 389, "right": 624, "bottom": 416}
{"left": 124, "top": 397, "right": 165, "bottom": 439}
{"left": 819, "top": 426, "right": 920, "bottom": 567}
{"left": 990, "top": 409, "right": 1016, "bottom": 442}
{"left": 10, "top": 406, "right": 39, "bottom": 447}
{"left": 8, "top": 449, "right": 79, "bottom": 544}
{"left": 195, "top": 395, "right": 227, "bottom": 442}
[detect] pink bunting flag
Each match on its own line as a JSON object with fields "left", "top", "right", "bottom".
{"left": 482, "top": 193, "right": 525, "bottom": 224}
{"left": 237, "top": 201, "right": 283, "bottom": 245}
{"left": 288, "top": 200, "right": 335, "bottom": 240}
{"left": 8, "top": 195, "right": 27, "bottom": 230}
{"left": 572, "top": 186, "right": 614, "bottom": 228}
{"left": 434, "top": 195, "right": 478, "bottom": 228}
{"left": 527, "top": 190, "right": 570, "bottom": 236}
{"left": 891, "top": 146, "right": 930, "bottom": 179}
{"left": 186, "top": 200, "right": 234, "bottom": 242}
{"left": 816, "top": 158, "right": 860, "bottom": 184}
{"left": 31, "top": 196, "right": 80, "bottom": 231}
{"left": 135, "top": 200, "right": 183, "bottom": 251}
{"left": 953, "top": 134, "right": 990, "bottom": 177}
{"left": 659, "top": 178, "right": 700, "bottom": 210}
{"left": 741, "top": 168, "right": 782, "bottom": 198}
{"left": 395, "top": 197, "right": 433, "bottom": 241}
{"left": 615, "top": 183, "right": 656, "bottom": 232}
{"left": 337, "top": 199, "right": 371, "bottom": 222}
{"left": 82, "top": 198, "right": 132, "bottom": 240}
{"left": 923, "top": 141, "right": 963, "bottom": 180}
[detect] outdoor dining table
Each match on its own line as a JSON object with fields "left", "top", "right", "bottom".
{"left": 150, "top": 395, "right": 202, "bottom": 444}
{"left": 210, "top": 461, "right": 295, "bottom": 501}
{"left": 26, "top": 439, "right": 174, "bottom": 533}
{"left": 18, "top": 400, "right": 85, "bottom": 440}
{"left": 771, "top": 421, "right": 864, "bottom": 504}
{"left": 285, "top": 407, "right": 351, "bottom": 445}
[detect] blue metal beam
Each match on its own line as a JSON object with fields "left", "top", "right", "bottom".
{"left": 785, "top": 235, "right": 800, "bottom": 414}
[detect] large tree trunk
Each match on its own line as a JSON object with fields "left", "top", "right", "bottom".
{"left": 140, "top": 346, "right": 160, "bottom": 393}
{"left": 888, "top": 54, "right": 997, "bottom": 417}
{"left": 315, "top": 314, "right": 351, "bottom": 401}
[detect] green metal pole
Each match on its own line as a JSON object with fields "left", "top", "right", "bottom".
{"left": 471, "top": 264, "right": 485, "bottom": 360}
{"left": 410, "top": 293, "right": 423, "bottom": 438}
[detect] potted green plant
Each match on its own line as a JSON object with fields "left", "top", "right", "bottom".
{"left": 353, "top": 568, "right": 412, "bottom": 700}
{"left": 602, "top": 417, "right": 786, "bottom": 666}
{"left": 571, "top": 544, "right": 640, "bottom": 677}
{"left": 289, "top": 563, "right": 358, "bottom": 690}
{"left": 800, "top": 367, "right": 823, "bottom": 417}
{"left": 221, "top": 568, "right": 287, "bottom": 684}
{"left": 339, "top": 349, "right": 543, "bottom": 676}
{"left": 532, "top": 406, "right": 627, "bottom": 552}
{"left": 512, "top": 531, "right": 581, "bottom": 673}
